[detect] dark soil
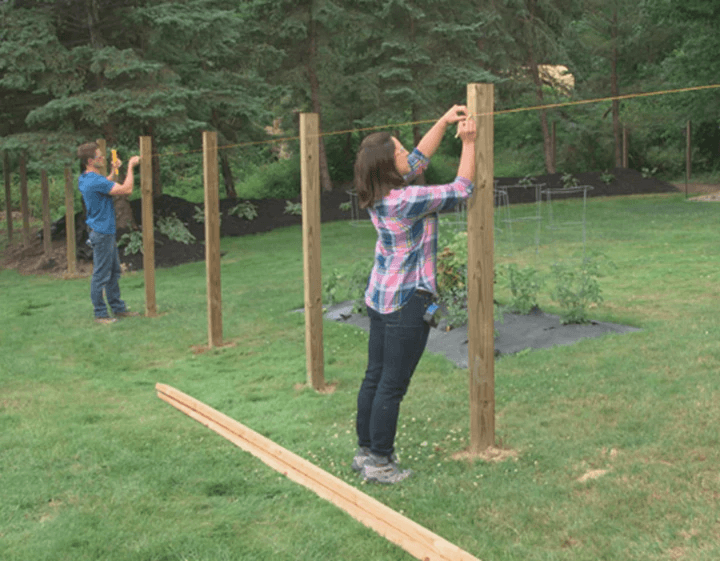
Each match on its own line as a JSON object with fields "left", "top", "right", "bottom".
{"left": 1, "top": 169, "right": 684, "bottom": 276}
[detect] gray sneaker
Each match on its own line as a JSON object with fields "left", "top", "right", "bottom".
{"left": 351, "top": 446, "right": 371, "bottom": 472}
{"left": 362, "top": 453, "right": 412, "bottom": 484}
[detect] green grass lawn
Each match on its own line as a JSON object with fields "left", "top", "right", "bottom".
{"left": 1, "top": 193, "right": 719, "bottom": 561}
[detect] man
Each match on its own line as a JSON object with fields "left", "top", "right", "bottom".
{"left": 77, "top": 142, "right": 141, "bottom": 324}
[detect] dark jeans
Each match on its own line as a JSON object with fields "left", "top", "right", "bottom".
{"left": 89, "top": 230, "right": 127, "bottom": 318}
{"left": 356, "top": 291, "right": 432, "bottom": 457}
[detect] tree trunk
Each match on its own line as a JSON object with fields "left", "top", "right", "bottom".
{"left": 524, "top": 0, "right": 554, "bottom": 174}
{"left": 610, "top": 9, "right": 622, "bottom": 168}
{"left": 307, "top": 2, "right": 333, "bottom": 191}
{"left": 529, "top": 56, "right": 555, "bottom": 174}
{"left": 145, "top": 124, "right": 162, "bottom": 198}
{"left": 220, "top": 152, "right": 237, "bottom": 199}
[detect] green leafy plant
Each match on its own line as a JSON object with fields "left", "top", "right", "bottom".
{"left": 550, "top": 253, "right": 613, "bottom": 324}
{"left": 118, "top": 230, "right": 144, "bottom": 255}
{"left": 641, "top": 166, "right": 658, "bottom": 178}
{"left": 157, "top": 215, "right": 196, "bottom": 245}
{"left": 600, "top": 170, "right": 615, "bottom": 184}
{"left": 501, "top": 264, "right": 544, "bottom": 314}
{"left": 518, "top": 175, "right": 537, "bottom": 187}
{"left": 193, "top": 205, "right": 205, "bottom": 223}
{"left": 436, "top": 231, "right": 468, "bottom": 297}
{"left": 339, "top": 201, "right": 352, "bottom": 212}
{"left": 438, "top": 286, "right": 467, "bottom": 330}
{"left": 284, "top": 201, "right": 302, "bottom": 216}
{"left": 322, "top": 268, "right": 345, "bottom": 306}
{"left": 228, "top": 201, "right": 258, "bottom": 221}
{"left": 561, "top": 172, "right": 579, "bottom": 189}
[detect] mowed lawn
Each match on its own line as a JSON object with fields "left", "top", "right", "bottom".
{"left": 1, "top": 192, "right": 719, "bottom": 561}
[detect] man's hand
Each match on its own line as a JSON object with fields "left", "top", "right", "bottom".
{"left": 128, "top": 155, "right": 141, "bottom": 168}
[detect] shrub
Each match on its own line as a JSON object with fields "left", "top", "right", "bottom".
{"left": 284, "top": 201, "right": 302, "bottom": 216}
{"left": 436, "top": 231, "right": 468, "bottom": 296}
{"left": 501, "top": 264, "right": 544, "bottom": 314}
{"left": 237, "top": 157, "right": 301, "bottom": 199}
{"left": 228, "top": 201, "right": 258, "bottom": 221}
{"left": 118, "top": 230, "right": 144, "bottom": 255}
{"left": 157, "top": 215, "right": 196, "bottom": 245}
{"left": 550, "top": 252, "right": 613, "bottom": 324}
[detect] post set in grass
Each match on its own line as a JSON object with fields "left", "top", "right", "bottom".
{"left": 1, "top": 82, "right": 500, "bottom": 456}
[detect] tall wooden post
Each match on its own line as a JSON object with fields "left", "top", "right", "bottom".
{"left": 467, "top": 83, "right": 495, "bottom": 453}
{"left": 64, "top": 166, "right": 76, "bottom": 275}
{"left": 140, "top": 136, "right": 157, "bottom": 317}
{"left": 203, "top": 131, "right": 223, "bottom": 348}
{"left": 96, "top": 139, "right": 107, "bottom": 176}
{"left": 300, "top": 113, "right": 325, "bottom": 391}
{"left": 19, "top": 153, "right": 29, "bottom": 246}
{"left": 3, "top": 151, "right": 12, "bottom": 243}
{"left": 41, "top": 170, "right": 51, "bottom": 255}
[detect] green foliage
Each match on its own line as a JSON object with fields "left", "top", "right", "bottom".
{"left": 560, "top": 172, "right": 579, "bottom": 189}
{"left": 641, "top": 166, "right": 658, "bottom": 178}
{"left": 438, "top": 286, "right": 468, "bottom": 330}
{"left": 500, "top": 264, "right": 544, "bottom": 314}
{"left": 600, "top": 170, "right": 615, "bottom": 184}
{"left": 436, "top": 231, "right": 467, "bottom": 296}
{"left": 550, "top": 252, "right": 613, "bottom": 324}
{"left": 228, "top": 201, "right": 258, "bottom": 221}
{"left": 117, "top": 230, "right": 143, "bottom": 255}
{"left": 518, "top": 175, "right": 538, "bottom": 187}
{"left": 156, "top": 215, "right": 196, "bottom": 244}
{"left": 423, "top": 153, "right": 459, "bottom": 185}
{"left": 284, "top": 201, "right": 302, "bottom": 216}
{"left": 322, "top": 258, "right": 371, "bottom": 313}
{"left": 238, "top": 157, "right": 301, "bottom": 199}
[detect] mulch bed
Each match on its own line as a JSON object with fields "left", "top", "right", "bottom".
{"left": 0, "top": 169, "right": 689, "bottom": 275}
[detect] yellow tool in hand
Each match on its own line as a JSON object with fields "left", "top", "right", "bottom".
{"left": 111, "top": 149, "right": 119, "bottom": 178}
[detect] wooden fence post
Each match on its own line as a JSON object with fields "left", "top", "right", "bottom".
{"left": 96, "top": 139, "right": 107, "bottom": 176}
{"left": 19, "top": 153, "right": 29, "bottom": 246}
{"left": 203, "top": 131, "right": 223, "bottom": 348}
{"left": 140, "top": 136, "right": 157, "bottom": 317}
{"left": 64, "top": 166, "right": 76, "bottom": 275}
{"left": 467, "top": 83, "right": 495, "bottom": 453}
{"left": 3, "top": 151, "right": 12, "bottom": 244}
{"left": 300, "top": 113, "right": 325, "bottom": 391}
{"left": 41, "top": 170, "right": 51, "bottom": 255}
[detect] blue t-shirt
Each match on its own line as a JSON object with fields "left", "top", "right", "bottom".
{"left": 78, "top": 172, "right": 116, "bottom": 235}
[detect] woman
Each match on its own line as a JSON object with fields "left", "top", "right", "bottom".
{"left": 352, "top": 105, "right": 477, "bottom": 484}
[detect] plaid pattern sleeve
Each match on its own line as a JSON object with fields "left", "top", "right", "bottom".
{"left": 365, "top": 159, "right": 474, "bottom": 313}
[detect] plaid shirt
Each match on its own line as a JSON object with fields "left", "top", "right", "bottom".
{"left": 365, "top": 148, "right": 474, "bottom": 314}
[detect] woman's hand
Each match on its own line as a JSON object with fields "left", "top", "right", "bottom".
{"left": 456, "top": 118, "right": 477, "bottom": 144}
{"left": 441, "top": 105, "right": 469, "bottom": 125}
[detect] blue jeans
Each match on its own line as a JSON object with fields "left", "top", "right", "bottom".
{"left": 89, "top": 230, "right": 127, "bottom": 318}
{"left": 356, "top": 291, "right": 432, "bottom": 457}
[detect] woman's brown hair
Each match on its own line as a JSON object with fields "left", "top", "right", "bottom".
{"left": 353, "top": 132, "right": 406, "bottom": 209}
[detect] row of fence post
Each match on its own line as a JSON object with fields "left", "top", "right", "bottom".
{"left": 2, "top": 83, "right": 498, "bottom": 453}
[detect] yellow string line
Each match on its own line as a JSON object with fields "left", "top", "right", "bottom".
{"left": 154, "top": 83, "right": 720, "bottom": 160}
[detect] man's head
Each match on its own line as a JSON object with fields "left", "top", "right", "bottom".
{"left": 77, "top": 142, "right": 102, "bottom": 174}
